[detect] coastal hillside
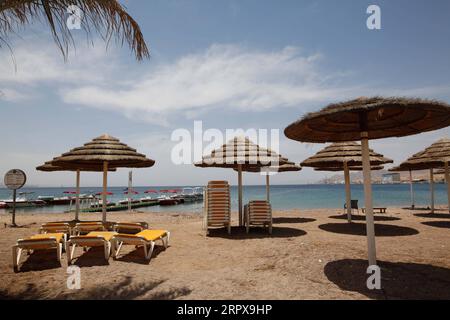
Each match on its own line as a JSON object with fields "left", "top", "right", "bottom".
{"left": 318, "top": 169, "right": 446, "bottom": 184}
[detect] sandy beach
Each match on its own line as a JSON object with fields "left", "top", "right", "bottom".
{"left": 0, "top": 207, "right": 449, "bottom": 300}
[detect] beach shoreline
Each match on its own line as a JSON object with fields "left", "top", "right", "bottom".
{"left": 1, "top": 207, "right": 449, "bottom": 300}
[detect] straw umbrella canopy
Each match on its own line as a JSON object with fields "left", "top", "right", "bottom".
{"left": 36, "top": 161, "right": 116, "bottom": 221}
{"left": 233, "top": 161, "right": 302, "bottom": 202}
{"left": 195, "top": 136, "right": 288, "bottom": 226}
{"left": 301, "top": 142, "right": 392, "bottom": 223}
{"left": 51, "top": 134, "right": 155, "bottom": 222}
{"left": 315, "top": 166, "right": 383, "bottom": 171}
{"left": 405, "top": 138, "right": 450, "bottom": 212}
{"left": 389, "top": 149, "right": 442, "bottom": 212}
{"left": 285, "top": 97, "right": 450, "bottom": 266}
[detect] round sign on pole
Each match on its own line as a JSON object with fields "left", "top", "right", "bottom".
{"left": 4, "top": 169, "right": 27, "bottom": 190}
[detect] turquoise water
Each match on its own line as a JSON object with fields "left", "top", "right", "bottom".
{"left": 0, "top": 183, "right": 447, "bottom": 214}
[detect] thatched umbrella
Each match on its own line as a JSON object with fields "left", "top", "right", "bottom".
{"left": 0, "top": 0, "right": 149, "bottom": 61}
{"left": 405, "top": 138, "right": 450, "bottom": 212}
{"left": 389, "top": 149, "right": 441, "bottom": 212}
{"left": 285, "top": 97, "right": 450, "bottom": 265}
{"left": 233, "top": 162, "right": 302, "bottom": 202}
{"left": 36, "top": 161, "right": 116, "bottom": 220}
{"left": 315, "top": 166, "right": 384, "bottom": 171}
{"left": 195, "top": 136, "right": 288, "bottom": 226}
{"left": 51, "top": 134, "right": 155, "bottom": 222}
{"left": 302, "top": 142, "right": 392, "bottom": 223}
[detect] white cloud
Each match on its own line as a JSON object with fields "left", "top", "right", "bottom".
{"left": 61, "top": 44, "right": 356, "bottom": 124}
{"left": 0, "top": 41, "right": 115, "bottom": 85}
{"left": 0, "top": 88, "right": 30, "bottom": 102}
{"left": 2, "top": 41, "right": 450, "bottom": 127}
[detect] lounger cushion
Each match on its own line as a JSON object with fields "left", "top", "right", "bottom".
{"left": 83, "top": 231, "right": 117, "bottom": 241}
{"left": 128, "top": 230, "right": 168, "bottom": 241}
{"left": 29, "top": 233, "right": 64, "bottom": 243}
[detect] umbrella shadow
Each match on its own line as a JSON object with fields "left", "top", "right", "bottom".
{"left": 318, "top": 223, "right": 419, "bottom": 237}
{"left": 71, "top": 247, "right": 110, "bottom": 267}
{"left": 414, "top": 213, "right": 450, "bottom": 219}
{"left": 16, "top": 249, "right": 62, "bottom": 273}
{"left": 207, "top": 226, "right": 307, "bottom": 239}
{"left": 324, "top": 259, "right": 450, "bottom": 299}
{"left": 0, "top": 276, "right": 192, "bottom": 300}
{"left": 329, "top": 214, "right": 401, "bottom": 222}
{"left": 114, "top": 246, "right": 166, "bottom": 265}
{"left": 273, "top": 217, "right": 316, "bottom": 224}
{"left": 67, "top": 276, "right": 191, "bottom": 300}
{"left": 421, "top": 221, "right": 450, "bottom": 229}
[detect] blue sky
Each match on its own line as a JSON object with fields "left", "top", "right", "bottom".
{"left": 1, "top": 0, "right": 449, "bottom": 187}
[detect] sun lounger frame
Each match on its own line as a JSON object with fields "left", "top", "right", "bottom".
{"left": 12, "top": 236, "right": 64, "bottom": 271}
{"left": 112, "top": 231, "right": 170, "bottom": 261}
{"left": 39, "top": 222, "right": 72, "bottom": 235}
{"left": 112, "top": 222, "right": 148, "bottom": 234}
{"left": 66, "top": 234, "right": 115, "bottom": 264}
{"left": 73, "top": 222, "right": 105, "bottom": 235}
{"left": 204, "top": 181, "right": 231, "bottom": 235}
{"left": 245, "top": 200, "right": 273, "bottom": 234}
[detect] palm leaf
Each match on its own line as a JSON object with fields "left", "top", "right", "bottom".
{"left": 0, "top": 0, "right": 149, "bottom": 60}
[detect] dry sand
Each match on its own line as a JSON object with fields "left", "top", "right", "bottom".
{"left": 0, "top": 207, "right": 449, "bottom": 300}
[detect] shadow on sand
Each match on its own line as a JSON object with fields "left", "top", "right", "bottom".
{"left": 421, "top": 221, "right": 450, "bottom": 229}
{"left": 114, "top": 246, "right": 166, "bottom": 265}
{"left": 318, "top": 223, "right": 419, "bottom": 237}
{"left": 16, "top": 249, "right": 62, "bottom": 272}
{"left": 71, "top": 247, "right": 110, "bottom": 267}
{"left": 329, "top": 214, "right": 401, "bottom": 222}
{"left": 207, "top": 226, "right": 306, "bottom": 239}
{"left": 273, "top": 217, "right": 316, "bottom": 224}
{"left": 324, "top": 259, "right": 450, "bottom": 299}
{"left": 0, "top": 276, "right": 192, "bottom": 300}
{"left": 414, "top": 213, "right": 450, "bottom": 219}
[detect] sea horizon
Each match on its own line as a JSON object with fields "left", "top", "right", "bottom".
{"left": 1, "top": 183, "right": 446, "bottom": 214}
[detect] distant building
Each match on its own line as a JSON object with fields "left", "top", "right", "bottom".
{"left": 382, "top": 173, "right": 401, "bottom": 184}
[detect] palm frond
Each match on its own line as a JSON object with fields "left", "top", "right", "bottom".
{"left": 0, "top": 0, "right": 149, "bottom": 60}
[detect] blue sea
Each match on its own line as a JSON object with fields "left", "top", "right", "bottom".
{"left": 0, "top": 183, "right": 447, "bottom": 215}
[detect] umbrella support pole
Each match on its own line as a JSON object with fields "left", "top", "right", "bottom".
{"left": 430, "top": 168, "right": 435, "bottom": 214}
{"left": 238, "top": 165, "right": 243, "bottom": 227}
{"left": 361, "top": 132, "right": 377, "bottom": 266}
{"left": 446, "top": 162, "right": 450, "bottom": 213}
{"left": 266, "top": 174, "right": 270, "bottom": 203}
{"left": 75, "top": 170, "right": 80, "bottom": 221}
{"left": 343, "top": 161, "right": 352, "bottom": 223}
{"left": 409, "top": 170, "right": 415, "bottom": 210}
{"left": 102, "top": 162, "right": 108, "bottom": 223}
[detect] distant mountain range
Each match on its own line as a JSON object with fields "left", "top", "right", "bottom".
{"left": 317, "top": 169, "right": 446, "bottom": 184}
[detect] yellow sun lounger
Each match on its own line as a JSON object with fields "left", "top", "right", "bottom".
{"left": 39, "top": 222, "right": 71, "bottom": 235}
{"left": 112, "top": 222, "right": 148, "bottom": 234}
{"left": 67, "top": 231, "right": 117, "bottom": 264}
{"left": 12, "top": 233, "right": 65, "bottom": 271}
{"left": 112, "top": 230, "right": 170, "bottom": 261}
{"left": 73, "top": 222, "right": 105, "bottom": 235}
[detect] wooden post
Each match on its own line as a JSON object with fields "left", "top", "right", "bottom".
{"left": 266, "top": 174, "right": 270, "bottom": 202}
{"left": 102, "top": 161, "right": 108, "bottom": 223}
{"left": 343, "top": 161, "right": 352, "bottom": 223}
{"left": 238, "top": 164, "right": 243, "bottom": 227}
{"left": 409, "top": 170, "right": 415, "bottom": 209}
{"left": 430, "top": 168, "right": 435, "bottom": 214}
{"left": 446, "top": 162, "right": 450, "bottom": 213}
{"left": 75, "top": 169, "right": 80, "bottom": 221}
{"left": 128, "top": 171, "right": 132, "bottom": 212}
{"left": 11, "top": 189, "right": 17, "bottom": 226}
{"left": 361, "top": 132, "right": 377, "bottom": 266}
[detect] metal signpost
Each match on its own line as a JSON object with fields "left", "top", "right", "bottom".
{"left": 3, "top": 169, "right": 27, "bottom": 227}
